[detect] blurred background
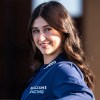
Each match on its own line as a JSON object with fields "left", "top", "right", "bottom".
{"left": 0, "top": 0, "right": 100, "bottom": 99}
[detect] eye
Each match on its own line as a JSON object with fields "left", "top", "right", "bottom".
{"left": 32, "top": 29, "right": 39, "bottom": 34}
{"left": 44, "top": 27, "right": 52, "bottom": 32}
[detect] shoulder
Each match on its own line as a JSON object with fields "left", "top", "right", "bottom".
{"left": 54, "top": 61, "right": 84, "bottom": 82}
{"left": 51, "top": 61, "right": 95, "bottom": 100}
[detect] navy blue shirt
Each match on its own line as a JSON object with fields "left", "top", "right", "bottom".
{"left": 21, "top": 53, "right": 95, "bottom": 100}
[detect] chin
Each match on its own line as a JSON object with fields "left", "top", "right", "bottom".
{"left": 41, "top": 51, "right": 52, "bottom": 55}
{"left": 42, "top": 52, "right": 50, "bottom": 55}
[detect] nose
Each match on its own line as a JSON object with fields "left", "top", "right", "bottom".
{"left": 38, "top": 32, "right": 46, "bottom": 42}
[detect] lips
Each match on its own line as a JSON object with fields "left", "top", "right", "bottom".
{"left": 40, "top": 42, "right": 51, "bottom": 48}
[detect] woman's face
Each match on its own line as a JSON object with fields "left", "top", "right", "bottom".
{"left": 32, "top": 16, "right": 63, "bottom": 57}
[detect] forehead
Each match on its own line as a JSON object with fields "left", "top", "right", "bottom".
{"left": 32, "top": 16, "right": 48, "bottom": 28}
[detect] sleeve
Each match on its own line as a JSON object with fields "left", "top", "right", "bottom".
{"left": 52, "top": 62, "right": 95, "bottom": 100}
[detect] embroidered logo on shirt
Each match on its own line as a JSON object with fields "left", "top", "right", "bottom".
{"left": 30, "top": 86, "right": 47, "bottom": 94}
{"left": 44, "top": 61, "right": 56, "bottom": 69}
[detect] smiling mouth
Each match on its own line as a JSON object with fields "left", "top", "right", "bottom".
{"left": 40, "top": 42, "right": 51, "bottom": 48}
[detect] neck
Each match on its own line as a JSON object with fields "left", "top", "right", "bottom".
{"left": 43, "top": 50, "right": 62, "bottom": 64}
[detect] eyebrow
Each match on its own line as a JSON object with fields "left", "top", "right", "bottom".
{"left": 32, "top": 25, "right": 50, "bottom": 29}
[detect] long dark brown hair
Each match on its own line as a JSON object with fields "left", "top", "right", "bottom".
{"left": 28, "top": 1, "right": 94, "bottom": 90}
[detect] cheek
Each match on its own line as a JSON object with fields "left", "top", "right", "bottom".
{"left": 32, "top": 35, "right": 37, "bottom": 44}
{"left": 56, "top": 38, "right": 62, "bottom": 46}
{"left": 52, "top": 36, "right": 62, "bottom": 46}
{"left": 32, "top": 37, "right": 38, "bottom": 49}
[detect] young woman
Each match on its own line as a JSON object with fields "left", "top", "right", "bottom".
{"left": 21, "top": 1, "right": 95, "bottom": 100}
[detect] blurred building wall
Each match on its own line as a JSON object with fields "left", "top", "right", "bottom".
{"left": 0, "top": 0, "right": 33, "bottom": 99}
{"left": 84, "top": 0, "right": 100, "bottom": 100}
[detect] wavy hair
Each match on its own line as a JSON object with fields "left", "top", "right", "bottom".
{"left": 28, "top": 1, "right": 94, "bottom": 90}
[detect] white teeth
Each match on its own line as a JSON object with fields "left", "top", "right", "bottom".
{"left": 40, "top": 43, "right": 50, "bottom": 45}
{"left": 41, "top": 43, "right": 48, "bottom": 46}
